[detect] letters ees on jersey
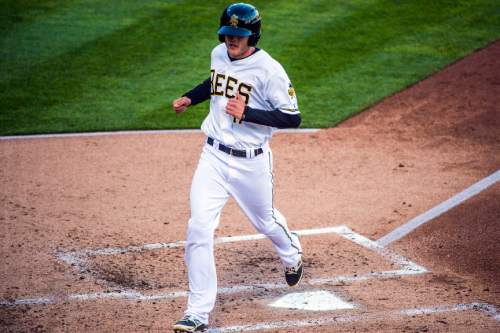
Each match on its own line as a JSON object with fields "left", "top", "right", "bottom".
{"left": 210, "top": 69, "right": 252, "bottom": 104}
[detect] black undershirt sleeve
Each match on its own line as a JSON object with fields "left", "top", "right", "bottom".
{"left": 243, "top": 106, "right": 301, "bottom": 129}
{"left": 183, "top": 77, "right": 211, "bottom": 106}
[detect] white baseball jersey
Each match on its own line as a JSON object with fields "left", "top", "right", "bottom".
{"left": 201, "top": 43, "right": 299, "bottom": 149}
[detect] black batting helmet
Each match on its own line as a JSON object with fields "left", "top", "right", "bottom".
{"left": 218, "top": 3, "right": 261, "bottom": 46}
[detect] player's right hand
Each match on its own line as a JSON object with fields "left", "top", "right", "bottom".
{"left": 172, "top": 96, "right": 192, "bottom": 114}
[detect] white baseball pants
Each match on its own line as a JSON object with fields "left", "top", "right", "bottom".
{"left": 184, "top": 140, "right": 302, "bottom": 324}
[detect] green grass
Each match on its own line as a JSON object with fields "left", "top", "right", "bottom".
{"left": 1, "top": 0, "right": 499, "bottom": 135}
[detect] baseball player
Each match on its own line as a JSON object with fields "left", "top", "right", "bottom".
{"left": 172, "top": 3, "right": 303, "bottom": 332}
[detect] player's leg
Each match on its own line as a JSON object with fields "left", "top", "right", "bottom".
{"left": 183, "top": 147, "right": 229, "bottom": 324}
{"left": 229, "top": 150, "right": 302, "bottom": 269}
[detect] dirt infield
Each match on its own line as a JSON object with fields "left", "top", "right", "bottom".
{"left": 1, "top": 41, "right": 499, "bottom": 332}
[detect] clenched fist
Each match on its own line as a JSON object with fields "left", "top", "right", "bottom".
{"left": 225, "top": 92, "right": 246, "bottom": 122}
{"left": 172, "top": 96, "right": 192, "bottom": 114}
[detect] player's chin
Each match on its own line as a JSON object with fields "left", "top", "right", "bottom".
{"left": 227, "top": 47, "right": 239, "bottom": 55}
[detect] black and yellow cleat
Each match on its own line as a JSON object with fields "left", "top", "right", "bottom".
{"left": 173, "top": 315, "right": 208, "bottom": 332}
{"left": 285, "top": 259, "right": 304, "bottom": 287}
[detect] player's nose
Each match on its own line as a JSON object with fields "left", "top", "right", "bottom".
{"left": 227, "top": 35, "right": 240, "bottom": 42}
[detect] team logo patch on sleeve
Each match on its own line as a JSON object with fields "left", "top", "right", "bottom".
{"left": 288, "top": 83, "right": 296, "bottom": 97}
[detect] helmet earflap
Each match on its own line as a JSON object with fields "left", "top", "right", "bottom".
{"left": 249, "top": 32, "right": 260, "bottom": 46}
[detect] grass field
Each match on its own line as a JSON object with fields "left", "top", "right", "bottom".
{"left": 1, "top": 0, "right": 499, "bottom": 135}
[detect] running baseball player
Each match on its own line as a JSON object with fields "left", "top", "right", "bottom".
{"left": 172, "top": 3, "right": 303, "bottom": 332}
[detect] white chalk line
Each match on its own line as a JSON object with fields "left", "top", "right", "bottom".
{"left": 205, "top": 302, "right": 500, "bottom": 332}
{"left": 0, "top": 269, "right": 425, "bottom": 306}
{"left": 378, "top": 169, "right": 500, "bottom": 246}
{"left": 335, "top": 226, "right": 427, "bottom": 273}
{"left": 478, "top": 302, "right": 500, "bottom": 321}
{"left": 2, "top": 226, "right": 427, "bottom": 306}
{"left": 309, "top": 269, "right": 423, "bottom": 285}
{"left": 56, "top": 226, "right": 427, "bottom": 276}
{"left": 53, "top": 227, "right": 351, "bottom": 285}
{"left": 0, "top": 128, "right": 320, "bottom": 141}
{"left": 57, "top": 226, "right": 346, "bottom": 260}
{"left": 0, "top": 269, "right": 428, "bottom": 306}
{"left": 57, "top": 225, "right": 426, "bottom": 273}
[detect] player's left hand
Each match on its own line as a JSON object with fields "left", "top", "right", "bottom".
{"left": 225, "top": 92, "right": 246, "bottom": 122}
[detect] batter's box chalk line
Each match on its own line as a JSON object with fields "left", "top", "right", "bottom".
{"left": 203, "top": 302, "right": 500, "bottom": 332}
{"left": 2, "top": 225, "right": 427, "bottom": 306}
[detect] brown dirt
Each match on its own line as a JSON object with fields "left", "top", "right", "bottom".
{"left": 1, "top": 41, "right": 499, "bottom": 332}
{"left": 392, "top": 184, "right": 500, "bottom": 296}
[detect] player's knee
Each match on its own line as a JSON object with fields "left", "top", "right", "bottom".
{"left": 252, "top": 218, "right": 276, "bottom": 236}
{"left": 253, "top": 212, "right": 288, "bottom": 236}
{"left": 186, "top": 218, "right": 215, "bottom": 244}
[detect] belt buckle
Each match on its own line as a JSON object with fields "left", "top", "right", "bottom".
{"left": 232, "top": 148, "right": 245, "bottom": 158}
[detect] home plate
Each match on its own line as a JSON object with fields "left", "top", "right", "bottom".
{"left": 269, "top": 290, "right": 355, "bottom": 311}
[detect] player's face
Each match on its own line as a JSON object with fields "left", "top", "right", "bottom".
{"left": 225, "top": 35, "right": 252, "bottom": 59}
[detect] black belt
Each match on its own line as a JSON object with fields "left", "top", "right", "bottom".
{"left": 207, "top": 137, "right": 263, "bottom": 158}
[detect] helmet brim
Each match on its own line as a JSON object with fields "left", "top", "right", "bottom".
{"left": 217, "top": 26, "right": 252, "bottom": 37}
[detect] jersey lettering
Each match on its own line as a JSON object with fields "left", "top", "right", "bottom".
{"left": 237, "top": 83, "right": 252, "bottom": 104}
{"left": 210, "top": 69, "right": 215, "bottom": 94}
{"left": 214, "top": 73, "right": 225, "bottom": 96}
{"left": 210, "top": 70, "right": 252, "bottom": 104}
{"left": 225, "top": 76, "right": 238, "bottom": 98}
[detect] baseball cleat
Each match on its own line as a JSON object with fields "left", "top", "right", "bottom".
{"left": 173, "top": 315, "right": 208, "bottom": 332}
{"left": 285, "top": 259, "right": 304, "bottom": 287}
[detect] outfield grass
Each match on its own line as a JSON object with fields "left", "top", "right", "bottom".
{"left": 1, "top": 0, "right": 499, "bottom": 135}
